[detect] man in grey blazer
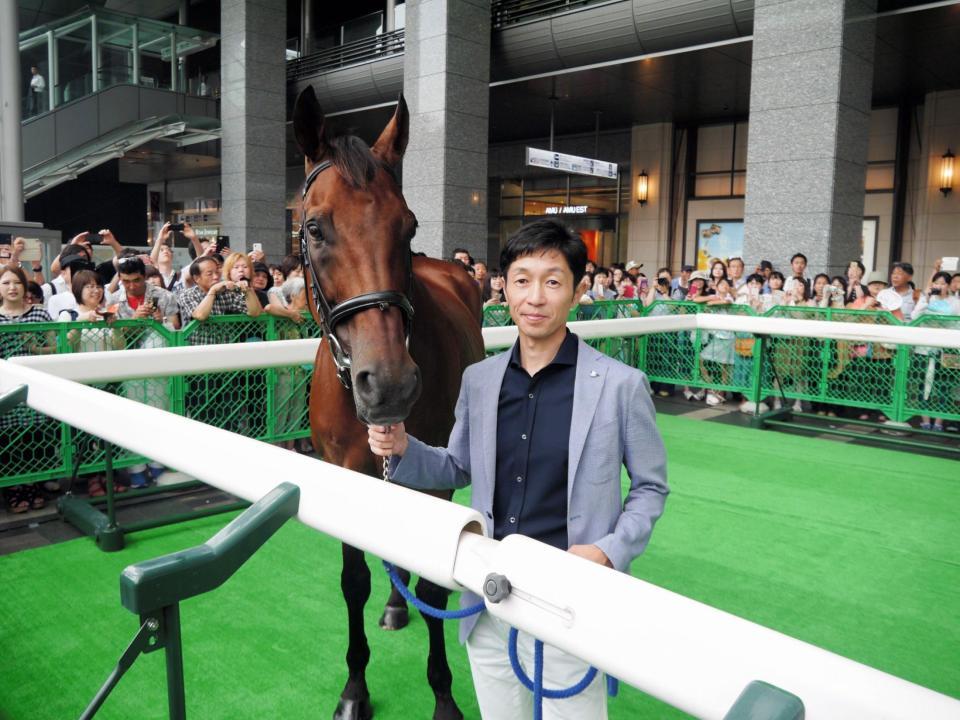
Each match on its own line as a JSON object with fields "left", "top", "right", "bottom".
{"left": 369, "top": 220, "right": 669, "bottom": 719}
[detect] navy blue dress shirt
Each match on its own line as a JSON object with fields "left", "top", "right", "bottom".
{"left": 493, "top": 331, "right": 578, "bottom": 550}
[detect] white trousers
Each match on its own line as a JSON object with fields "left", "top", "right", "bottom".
{"left": 466, "top": 612, "right": 608, "bottom": 720}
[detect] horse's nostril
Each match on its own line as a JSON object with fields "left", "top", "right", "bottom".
{"left": 355, "top": 370, "right": 374, "bottom": 394}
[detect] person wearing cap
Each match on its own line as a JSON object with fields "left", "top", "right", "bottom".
{"left": 670, "top": 264, "right": 693, "bottom": 297}
{"left": 625, "top": 260, "right": 643, "bottom": 279}
{"left": 850, "top": 271, "right": 905, "bottom": 321}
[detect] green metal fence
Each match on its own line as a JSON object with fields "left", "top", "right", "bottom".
{"left": 0, "top": 314, "right": 321, "bottom": 488}
{"left": 2, "top": 303, "right": 959, "bottom": 487}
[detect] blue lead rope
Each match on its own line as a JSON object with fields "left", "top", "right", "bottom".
{"left": 383, "top": 561, "right": 619, "bottom": 717}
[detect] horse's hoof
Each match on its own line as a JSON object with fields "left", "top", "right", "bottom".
{"left": 378, "top": 604, "right": 409, "bottom": 630}
{"left": 333, "top": 696, "right": 373, "bottom": 720}
{"left": 433, "top": 694, "right": 463, "bottom": 720}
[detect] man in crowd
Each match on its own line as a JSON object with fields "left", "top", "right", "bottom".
{"left": 115, "top": 256, "right": 180, "bottom": 329}
{"left": 453, "top": 248, "right": 473, "bottom": 266}
{"left": 45, "top": 247, "right": 96, "bottom": 317}
{"left": 177, "top": 256, "right": 261, "bottom": 344}
{"left": 889, "top": 262, "right": 918, "bottom": 321}
{"left": 757, "top": 260, "right": 774, "bottom": 293}
{"left": 670, "top": 264, "right": 693, "bottom": 294}
{"left": 368, "top": 219, "right": 668, "bottom": 720}
{"left": 783, "top": 253, "right": 810, "bottom": 296}
{"left": 728, "top": 257, "right": 746, "bottom": 289}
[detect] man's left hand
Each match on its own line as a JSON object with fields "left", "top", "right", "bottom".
{"left": 568, "top": 544, "right": 612, "bottom": 567}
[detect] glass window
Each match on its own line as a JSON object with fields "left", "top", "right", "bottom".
{"left": 694, "top": 121, "right": 747, "bottom": 198}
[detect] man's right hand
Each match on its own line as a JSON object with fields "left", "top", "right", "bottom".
{"left": 368, "top": 424, "right": 408, "bottom": 458}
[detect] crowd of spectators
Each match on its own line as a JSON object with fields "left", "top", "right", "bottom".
{"left": 0, "top": 224, "right": 313, "bottom": 511}
{"left": 2, "top": 234, "right": 959, "bottom": 511}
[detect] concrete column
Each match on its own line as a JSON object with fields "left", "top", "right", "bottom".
{"left": 0, "top": 0, "right": 23, "bottom": 222}
{"left": 742, "top": 0, "right": 876, "bottom": 277}
{"left": 220, "top": 0, "right": 287, "bottom": 257}
{"left": 402, "top": 0, "right": 490, "bottom": 262}
{"left": 627, "top": 123, "right": 673, "bottom": 272}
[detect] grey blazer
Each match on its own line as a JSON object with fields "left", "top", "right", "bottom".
{"left": 389, "top": 337, "right": 669, "bottom": 642}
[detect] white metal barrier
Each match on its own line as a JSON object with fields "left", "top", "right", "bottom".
{"left": 3, "top": 314, "right": 959, "bottom": 719}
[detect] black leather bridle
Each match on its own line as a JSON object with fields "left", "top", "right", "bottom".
{"left": 299, "top": 160, "right": 415, "bottom": 390}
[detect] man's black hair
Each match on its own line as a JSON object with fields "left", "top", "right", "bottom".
{"left": 745, "top": 273, "right": 764, "bottom": 285}
{"left": 60, "top": 244, "right": 89, "bottom": 264}
{"left": 499, "top": 219, "right": 587, "bottom": 290}
{"left": 117, "top": 255, "right": 145, "bottom": 276}
{"left": 759, "top": 260, "right": 774, "bottom": 271}
{"left": 190, "top": 255, "right": 218, "bottom": 278}
{"left": 791, "top": 252, "right": 808, "bottom": 264}
{"left": 892, "top": 261, "right": 914, "bottom": 275}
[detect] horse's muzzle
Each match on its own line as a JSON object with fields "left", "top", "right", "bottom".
{"left": 352, "top": 363, "right": 422, "bottom": 426}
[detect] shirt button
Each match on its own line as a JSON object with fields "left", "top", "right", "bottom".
{"left": 516, "top": 476, "right": 523, "bottom": 483}
{"left": 528, "top": 393, "right": 534, "bottom": 399}
{"left": 509, "top": 516, "right": 516, "bottom": 524}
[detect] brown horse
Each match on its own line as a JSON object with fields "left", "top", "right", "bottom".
{"left": 294, "top": 86, "right": 485, "bottom": 720}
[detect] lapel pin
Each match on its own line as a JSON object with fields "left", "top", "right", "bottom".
{"left": 589, "top": 370, "right": 599, "bottom": 377}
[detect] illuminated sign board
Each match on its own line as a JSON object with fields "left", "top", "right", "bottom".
{"left": 545, "top": 206, "right": 588, "bottom": 215}
{"left": 526, "top": 147, "right": 618, "bottom": 179}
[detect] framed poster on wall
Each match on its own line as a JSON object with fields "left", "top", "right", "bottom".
{"left": 862, "top": 217, "right": 878, "bottom": 272}
{"left": 695, "top": 219, "right": 744, "bottom": 271}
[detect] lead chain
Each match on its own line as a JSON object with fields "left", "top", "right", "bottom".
{"left": 382, "top": 456, "right": 390, "bottom": 483}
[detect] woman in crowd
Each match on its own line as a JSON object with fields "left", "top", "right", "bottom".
{"left": 483, "top": 270, "right": 506, "bottom": 307}
{"left": 766, "top": 271, "right": 787, "bottom": 308}
{"left": 809, "top": 273, "right": 833, "bottom": 307}
{"left": 642, "top": 269, "right": 671, "bottom": 306}
{"left": 617, "top": 273, "right": 637, "bottom": 300}
{"left": 913, "top": 271, "right": 960, "bottom": 431}
{"left": 61, "top": 270, "right": 127, "bottom": 494}
{"left": 0, "top": 265, "right": 55, "bottom": 512}
{"left": 223, "top": 252, "right": 268, "bottom": 309}
{"left": 708, "top": 259, "right": 728, "bottom": 289}
{"left": 699, "top": 277, "right": 736, "bottom": 406}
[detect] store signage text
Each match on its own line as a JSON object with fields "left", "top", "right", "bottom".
{"left": 545, "top": 206, "right": 589, "bottom": 215}
{"left": 526, "top": 147, "right": 618, "bottom": 179}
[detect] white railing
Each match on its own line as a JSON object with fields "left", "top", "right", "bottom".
{"left": 3, "top": 314, "right": 959, "bottom": 719}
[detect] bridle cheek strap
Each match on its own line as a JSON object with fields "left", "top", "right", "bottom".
{"left": 299, "top": 161, "right": 415, "bottom": 390}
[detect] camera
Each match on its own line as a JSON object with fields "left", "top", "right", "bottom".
{"left": 930, "top": 288, "right": 941, "bottom": 296}
{"left": 87, "top": 233, "right": 102, "bottom": 245}
{"left": 169, "top": 223, "right": 184, "bottom": 232}
{"left": 657, "top": 277, "right": 670, "bottom": 287}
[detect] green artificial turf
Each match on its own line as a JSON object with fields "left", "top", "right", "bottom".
{"left": 1, "top": 415, "right": 958, "bottom": 719}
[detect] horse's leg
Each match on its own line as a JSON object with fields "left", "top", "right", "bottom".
{"left": 379, "top": 566, "right": 410, "bottom": 630}
{"left": 415, "top": 577, "right": 464, "bottom": 720}
{"left": 335, "top": 542, "right": 374, "bottom": 720}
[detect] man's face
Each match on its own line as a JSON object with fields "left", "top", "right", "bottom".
{"left": 454, "top": 251, "right": 470, "bottom": 265}
{"left": 890, "top": 266, "right": 911, "bottom": 288}
{"left": 791, "top": 257, "right": 806, "bottom": 276}
{"left": 951, "top": 276, "right": 960, "bottom": 293}
{"left": 120, "top": 272, "right": 146, "bottom": 298}
{"left": 729, "top": 260, "right": 744, "bottom": 278}
{"left": 504, "top": 250, "right": 576, "bottom": 342}
{"left": 31, "top": 67, "right": 38, "bottom": 76}
{"left": 195, "top": 260, "right": 220, "bottom": 291}
{"left": 158, "top": 245, "right": 173, "bottom": 262}
{"left": 680, "top": 269, "right": 691, "bottom": 283}
{"left": 474, "top": 262, "right": 487, "bottom": 281}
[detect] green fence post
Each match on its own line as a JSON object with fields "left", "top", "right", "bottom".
{"left": 891, "top": 343, "right": 910, "bottom": 423}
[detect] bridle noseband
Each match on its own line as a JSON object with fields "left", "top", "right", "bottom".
{"left": 299, "top": 160, "right": 415, "bottom": 390}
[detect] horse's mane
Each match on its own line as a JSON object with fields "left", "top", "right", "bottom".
{"left": 326, "top": 134, "right": 384, "bottom": 189}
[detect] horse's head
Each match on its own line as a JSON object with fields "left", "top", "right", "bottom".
{"left": 294, "top": 86, "right": 421, "bottom": 425}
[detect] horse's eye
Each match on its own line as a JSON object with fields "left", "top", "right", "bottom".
{"left": 306, "top": 222, "right": 321, "bottom": 239}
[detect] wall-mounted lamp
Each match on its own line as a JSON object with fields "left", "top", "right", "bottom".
{"left": 636, "top": 171, "right": 649, "bottom": 206}
{"left": 940, "top": 149, "right": 954, "bottom": 196}
{"left": 470, "top": 190, "right": 482, "bottom": 206}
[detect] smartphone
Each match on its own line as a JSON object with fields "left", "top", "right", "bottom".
{"left": 87, "top": 234, "right": 102, "bottom": 245}
{"left": 252, "top": 242, "right": 262, "bottom": 254}
{"left": 215, "top": 236, "right": 229, "bottom": 253}
{"left": 169, "top": 223, "right": 184, "bottom": 232}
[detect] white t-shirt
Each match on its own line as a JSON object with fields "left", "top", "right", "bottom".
{"left": 31, "top": 74, "right": 46, "bottom": 93}
{"left": 41, "top": 275, "right": 69, "bottom": 307}
{"left": 48, "top": 292, "right": 78, "bottom": 319}
{"left": 897, "top": 288, "right": 917, "bottom": 321}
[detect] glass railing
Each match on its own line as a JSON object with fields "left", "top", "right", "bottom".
{"left": 286, "top": 29, "right": 405, "bottom": 82}
{"left": 19, "top": 7, "right": 219, "bottom": 121}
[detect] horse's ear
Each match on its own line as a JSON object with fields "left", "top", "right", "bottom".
{"left": 293, "top": 86, "right": 328, "bottom": 162}
{"left": 371, "top": 93, "right": 409, "bottom": 169}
